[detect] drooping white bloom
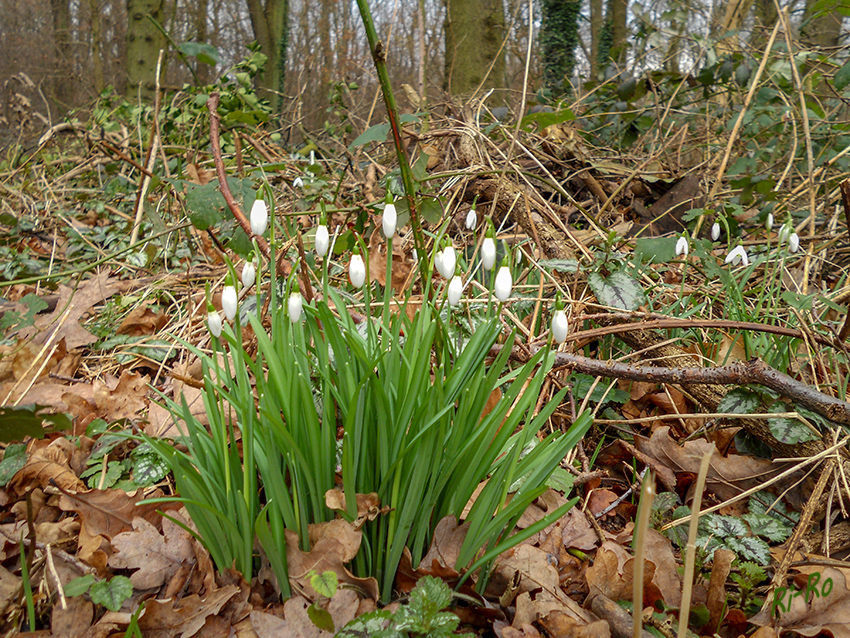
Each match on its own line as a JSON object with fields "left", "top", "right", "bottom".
{"left": 349, "top": 253, "right": 366, "bottom": 287}
{"left": 434, "top": 248, "right": 444, "bottom": 276}
{"left": 789, "top": 233, "right": 800, "bottom": 253}
{"left": 315, "top": 224, "right": 329, "bottom": 258}
{"left": 778, "top": 223, "right": 792, "bottom": 245}
{"left": 288, "top": 291, "right": 303, "bottom": 322}
{"left": 207, "top": 311, "right": 222, "bottom": 338}
{"left": 465, "top": 208, "right": 477, "bottom": 231}
{"left": 309, "top": 149, "right": 316, "bottom": 166}
{"left": 675, "top": 236, "right": 689, "bottom": 257}
{"left": 411, "top": 248, "right": 418, "bottom": 261}
{"left": 725, "top": 245, "right": 749, "bottom": 267}
{"left": 222, "top": 285, "right": 238, "bottom": 321}
{"left": 481, "top": 236, "right": 497, "bottom": 270}
{"left": 495, "top": 265, "right": 512, "bottom": 302}
{"left": 382, "top": 200, "right": 397, "bottom": 239}
{"left": 241, "top": 262, "right": 256, "bottom": 289}
{"left": 438, "top": 245, "right": 456, "bottom": 279}
{"left": 711, "top": 222, "right": 721, "bottom": 241}
{"left": 293, "top": 176, "right": 304, "bottom": 189}
{"left": 250, "top": 199, "right": 268, "bottom": 236}
{"left": 448, "top": 275, "right": 463, "bottom": 306}
{"left": 552, "top": 309, "right": 569, "bottom": 343}
{"left": 766, "top": 213, "right": 774, "bottom": 230}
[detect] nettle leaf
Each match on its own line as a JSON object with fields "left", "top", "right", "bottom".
{"left": 131, "top": 453, "right": 169, "bottom": 487}
{"left": 725, "top": 536, "right": 771, "bottom": 565}
{"left": 767, "top": 404, "right": 818, "bottom": 444}
{"left": 695, "top": 535, "right": 724, "bottom": 560}
{"left": 717, "top": 387, "right": 760, "bottom": 414}
{"left": 665, "top": 505, "right": 691, "bottom": 549}
{"left": 704, "top": 514, "right": 747, "bottom": 538}
{"left": 742, "top": 513, "right": 792, "bottom": 543}
{"left": 587, "top": 270, "right": 645, "bottom": 311}
{"left": 336, "top": 610, "right": 396, "bottom": 637}
{"left": 652, "top": 492, "right": 680, "bottom": 517}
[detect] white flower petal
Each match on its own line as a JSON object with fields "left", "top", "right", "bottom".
{"left": 552, "top": 310, "right": 569, "bottom": 343}
{"left": 724, "top": 245, "right": 749, "bottom": 267}
{"left": 241, "top": 262, "right": 256, "bottom": 289}
{"left": 222, "top": 286, "right": 238, "bottom": 321}
{"left": 349, "top": 254, "right": 366, "bottom": 287}
{"left": 207, "top": 311, "right": 222, "bottom": 338}
{"left": 382, "top": 202, "right": 397, "bottom": 239}
{"left": 439, "top": 246, "right": 456, "bottom": 279}
{"left": 465, "top": 209, "right": 477, "bottom": 230}
{"left": 789, "top": 233, "right": 799, "bottom": 253}
{"left": 675, "top": 236, "right": 689, "bottom": 257}
{"left": 711, "top": 222, "right": 721, "bottom": 241}
{"left": 288, "top": 292, "right": 303, "bottom": 322}
{"left": 315, "top": 225, "right": 329, "bottom": 258}
{"left": 495, "top": 266, "right": 512, "bottom": 302}
{"left": 481, "top": 237, "right": 497, "bottom": 271}
{"left": 250, "top": 199, "right": 268, "bottom": 236}
{"left": 448, "top": 276, "right": 463, "bottom": 306}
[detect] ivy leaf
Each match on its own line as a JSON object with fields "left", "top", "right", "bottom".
{"left": 718, "top": 388, "right": 760, "bottom": 414}
{"left": 704, "top": 514, "right": 747, "bottom": 538}
{"left": 742, "top": 513, "right": 792, "bottom": 543}
{"left": 725, "top": 536, "right": 771, "bottom": 565}
{"left": 587, "top": 271, "right": 645, "bottom": 310}
{"left": 348, "top": 123, "right": 390, "bottom": 151}
{"left": 767, "top": 404, "right": 818, "bottom": 444}
{"left": 89, "top": 575, "right": 133, "bottom": 612}
{"left": 307, "top": 604, "right": 336, "bottom": 633}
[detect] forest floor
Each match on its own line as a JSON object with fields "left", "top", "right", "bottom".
{"left": 0, "top": 84, "right": 849, "bottom": 638}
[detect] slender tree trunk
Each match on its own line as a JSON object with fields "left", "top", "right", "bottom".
{"left": 89, "top": 0, "right": 105, "bottom": 93}
{"left": 49, "top": 0, "right": 73, "bottom": 109}
{"left": 801, "top": 0, "right": 843, "bottom": 48}
{"left": 590, "top": 0, "right": 602, "bottom": 79}
{"left": 443, "top": 0, "right": 506, "bottom": 96}
{"left": 540, "top": 0, "right": 582, "bottom": 96}
{"left": 195, "top": 0, "right": 211, "bottom": 84}
{"left": 126, "top": 0, "right": 166, "bottom": 100}
{"left": 608, "top": 0, "right": 628, "bottom": 67}
{"left": 246, "top": 0, "right": 289, "bottom": 113}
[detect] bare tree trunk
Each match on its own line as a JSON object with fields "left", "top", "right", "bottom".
{"left": 590, "top": 0, "right": 602, "bottom": 79}
{"left": 801, "top": 0, "right": 843, "bottom": 48}
{"left": 195, "top": 0, "right": 211, "bottom": 84}
{"left": 246, "top": 0, "right": 289, "bottom": 113}
{"left": 126, "top": 0, "right": 166, "bottom": 100}
{"left": 608, "top": 0, "right": 628, "bottom": 67}
{"left": 49, "top": 0, "right": 73, "bottom": 110}
{"left": 443, "top": 0, "right": 506, "bottom": 96}
{"left": 89, "top": 0, "right": 105, "bottom": 93}
{"left": 714, "top": 0, "right": 755, "bottom": 57}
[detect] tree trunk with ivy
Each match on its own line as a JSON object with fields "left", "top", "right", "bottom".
{"left": 443, "top": 0, "right": 506, "bottom": 96}
{"left": 540, "top": 0, "right": 582, "bottom": 97}
{"left": 125, "top": 0, "right": 166, "bottom": 101}
{"left": 598, "top": 0, "right": 629, "bottom": 73}
{"left": 246, "top": 0, "right": 289, "bottom": 113}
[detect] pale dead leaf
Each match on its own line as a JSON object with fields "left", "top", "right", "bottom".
{"left": 707, "top": 548, "right": 734, "bottom": 632}
{"left": 59, "top": 488, "right": 169, "bottom": 539}
{"left": 116, "top": 305, "right": 168, "bottom": 336}
{"left": 108, "top": 516, "right": 194, "bottom": 590}
{"left": 136, "top": 585, "right": 240, "bottom": 638}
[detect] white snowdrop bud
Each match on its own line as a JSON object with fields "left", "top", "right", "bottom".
{"left": 552, "top": 309, "right": 569, "bottom": 343}
{"left": 711, "top": 222, "right": 721, "bottom": 242}
{"left": 382, "top": 200, "right": 397, "bottom": 239}
{"left": 315, "top": 224, "right": 329, "bottom": 258}
{"left": 766, "top": 213, "right": 774, "bottom": 230}
{"left": 293, "top": 176, "right": 304, "bottom": 189}
{"left": 495, "top": 265, "right": 512, "bottom": 302}
{"left": 288, "top": 291, "right": 303, "bottom": 322}
{"left": 250, "top": 199, "right": 268, "bottom": 236}
{"left": 482, "top": 236, "right": 496, "bottom": 270}
{"left": 789, "top": 233, "right": 800, "bottom": 253}
{"left": 222, "top": 285, "right": 238, "bottom": 321}
{"left": 241, "top": 262, "right": 256, "bottom": 289}
{"left": 448, "top": 275, "right": 463, "bottom": 306}
{"left": 465, "top": 208, "right": 477, "bottom": 231}
{"left": 349, "top": 252, "right": 366, "bottom": 287}
{"left": 438, "top": 245, "right": 456, "bottom": 280}
{"left": 207, "top": 311, "right": 222, "bottom": 338}
{"left": 675, "top": 236, "right": 689, "bottom": 257}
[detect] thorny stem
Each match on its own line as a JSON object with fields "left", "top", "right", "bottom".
{"left": 354, "top": 0, "right": 429, "bottom": 287}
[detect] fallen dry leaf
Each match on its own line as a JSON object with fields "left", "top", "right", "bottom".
{"left": 251, "top": 590, "right": 360, "bottom": 638}
{"left": 750, "top": 563, "right": 850, "bottom": 638}
{"left": 108, "top": 515, "right": 194, "bottom": 590}
{"left": 136, "top": 584, "right": 240, "bottom": 638}
{"left": 59, "top": 487, "right": 170, "bottom": 539}
{"left": 585, "top": 541, "right": 665, "bottom": 610}
{"left": 706, "top": 547, "right": 734, "bottom": 632}
{"left": 116, "top": 305, "right": 168, "bottom": 336}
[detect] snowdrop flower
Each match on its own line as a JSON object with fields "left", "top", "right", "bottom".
{"left": 725, "top": 245, "right": 749, "bottom": 267}
{"left": 293, "top": 176, "right": 304, "bottom": 189}
{"left": 789, "top": 233, "right": 800, "bottom": 253}
{"left": 766, "top": 213, "right": 774, "bottom": 230}
{"left": 482, "top": 222, "right": 497, "bottom": 270}
{"left": 315, "top": 223, "right": 329, "bottom": 258}
{"left": 241, "top": 261, "right": 256, "bottom": 289}
{"left": 437, "top": 242, "right": 456, "bottom": 279}
{"left": 382, "top": 198, "right": 397, "bottom": 239}
{"left": 411, "top": 248, "right": 418, "bottom": 261}
{"left": 309, "top": 149, "right": 316, "bottom": 166}
{"left": 778, "top": 222, "right": 792, "bottom": 245}
{"left": 711, "top": 222, "right": 721, "bottom": 242}
{"left": 207, "top": 311, "right": 222, "bottom": 338}
{"left": 551, "top": 299, "right": 568, "bottom": 344}
{"left": 250, "top": 199, "right": 268, "bottom": 236}
{"left": 288, "top": 287, "right": 303, "bottom": 323}
{"left": 675, "top": 235, "right": 689, "bottom": 257}
{"left": 495, "top": 258, "right": 512, "bottom": 302}
{"left": 222, "top": 285, "right": 238, "bottom": 321}
{"left": 349, "top": 249, "right": 366, "bottom": 287}
{"left": 448, "top": 275, "right": 463, "bottom": 306}
{"left": 465, "top": 208, "right": 477, "bottom": 231}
